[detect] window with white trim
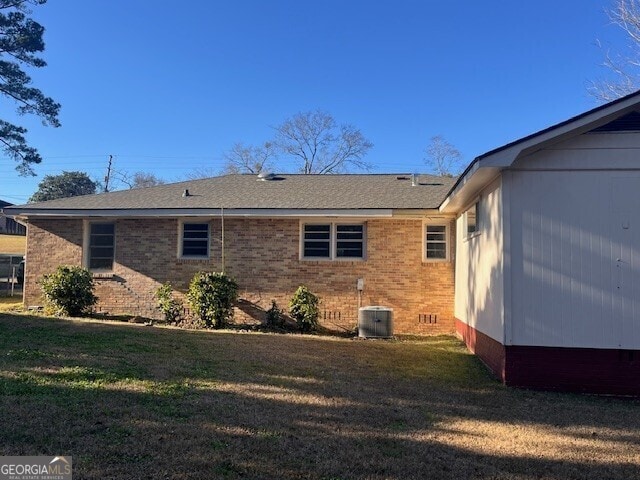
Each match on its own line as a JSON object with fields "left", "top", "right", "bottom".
{"left": 336, "top": 225, "right": 364, "bottom": 258}
{"left": 181, "top": 223, "right": 210, "bottom": 257}
{"left": 425, "top": 224, "right": 448, "bottom": 261}
{"left": 303, "top": 224, "right": 331, "bottom": 258}
{"left": 302, "top": 223, "right": 365, "bottom": 260}
{"left": 89, "top": 223, "right": 115, "bottom": 270}
{"left": 466, "top": 203, "right": 478, "bottom": 236}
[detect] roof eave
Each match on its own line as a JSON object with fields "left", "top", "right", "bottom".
{"left": 6, "top": 207, "right": 402, "bottom": 220}
{"left": 440, "top": 89, "right": 640, "bottom": 213}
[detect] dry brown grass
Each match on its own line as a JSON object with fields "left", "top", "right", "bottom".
{"left": 0, "top": 296, "right": 22, "bottom": 312}
{"left": 0, "top": 234, "right": 25, "bottom": 254}
{"left": 0, "top": 313, "right": 638, "bottom": 479}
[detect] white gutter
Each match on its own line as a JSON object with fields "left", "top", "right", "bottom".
{"left": 6, "top": 208, "right": 396, "bottom": 219}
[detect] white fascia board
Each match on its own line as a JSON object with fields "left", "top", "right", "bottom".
{"left": 440, "top": 161, "right": 480, "bottom": 212}
{"left": 8, "top": 208, "right": 395, "bottom": 219}
{"left": 441, "top": 93, "right": 640, "bottom": 213}
{"left": 439, "top": 166, "right": 501, "bottom": 214}
{"left": 482, "top": 96, "right": 640, "bottom": 168}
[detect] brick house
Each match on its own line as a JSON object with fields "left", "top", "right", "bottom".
{"left": 0, "top": 200, "right": 26, "bottom": 236}
{"left": 5, "top": 174, "right": 458, "bottom": 335}
{"left": 6, "top": 91, "right": 640, "bottom": 394}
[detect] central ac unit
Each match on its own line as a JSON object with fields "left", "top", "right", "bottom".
{"left": 358, "top": 306, "right": 393, "bottom": 338}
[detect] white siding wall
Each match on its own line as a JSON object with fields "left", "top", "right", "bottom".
{"left": 508, "top": 132, "right": 640, "bottom": 348}
{"left": 455, "top": 177, "right": 504, "bottom": 342}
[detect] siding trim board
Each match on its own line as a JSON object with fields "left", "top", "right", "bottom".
{"left": 455, "top": 318, "right": 506, "bottom": 381}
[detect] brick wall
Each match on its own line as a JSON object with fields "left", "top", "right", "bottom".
{"left": 24, "top": 219, "right": 84, "bottom": 305}
{"left": 24, "top": 217, "right": 455, "bottom": 334}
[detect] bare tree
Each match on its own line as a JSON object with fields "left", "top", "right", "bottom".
{"left": 274, "top": 110, "right": 373, "bottom": 174}
{"left": 590, "top": 0, "right": 640, "bottom": 102}
{"left": 113, "top": 171, "right": 165, "bottom": 189}
{"left": 222, "top": 141, "right": 276, "bottom": 174}
{"left": 424, "top": 135, "right": 463, "bottom": 177}
{"left": 184, "top": 167, "right": 218, "bottom": 180}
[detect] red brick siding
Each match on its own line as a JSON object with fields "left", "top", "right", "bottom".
{"left": 24, "top": 217, "right": 455, "bottom": 334}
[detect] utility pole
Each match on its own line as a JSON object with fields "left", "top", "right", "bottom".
{"left": 104, "top": 155, "right": 113, "bottom": 192}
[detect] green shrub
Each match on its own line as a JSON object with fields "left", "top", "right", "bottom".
{"left": 186, "top": 272, "right": 239, "bottom": 328}
{"left": 154, "top": 282, "right": 183, "bottom": 324}
{"left": 39, "top": 265, "right": 97, "bottom": 317}
{"left": 289, "top": 285, "right": 320, "bottom": 332}
{"left": 265, "top": 300, "right": 284, "bottom": 328}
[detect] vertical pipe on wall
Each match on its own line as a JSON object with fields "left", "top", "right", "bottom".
{"left": 221, "top": 207, "right": 225, "bottom": 273}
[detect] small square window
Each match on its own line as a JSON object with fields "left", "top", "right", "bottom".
{"left": 303, "top": 224, "right": 331, "bottom": 258}
{"left": 182, "top": 223, "right": 209, "bottom": 257}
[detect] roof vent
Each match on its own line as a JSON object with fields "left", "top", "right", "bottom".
{"left": 411, "top": 173, "right": 419, "bottom": 186}
{"left": 590, "top": 111, "right": 640, "bottom": 132}
{"left": 182, "top": 189, "right": 190, "bottom": 197}
{"left": 257, "top": 171, "right": 277, "bottom": 181}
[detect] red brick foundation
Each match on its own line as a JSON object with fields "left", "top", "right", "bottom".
{"left": 456, "top": 318, "right": 640, "bottom": 396}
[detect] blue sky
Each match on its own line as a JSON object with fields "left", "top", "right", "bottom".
{"left": 0, "top": 1, "right": 629, "bottom": 203}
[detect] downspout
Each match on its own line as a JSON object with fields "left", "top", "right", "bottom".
{"left": 221, "top": 207, "right": 225, "bottom": 273}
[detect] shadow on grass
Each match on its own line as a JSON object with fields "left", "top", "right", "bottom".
{"left": 0, "top": 313, "right": 639, "bottom": 479}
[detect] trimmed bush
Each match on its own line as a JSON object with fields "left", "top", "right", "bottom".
{"left": 154, "top": 282, "right": 183, "bottom": 324}
{"left": 265, "top": 300, "right": 285, "bottom": 328}
{"left": 39, "top": 265, "right": 97, "bottom": 316}
{"left": 289, "top": 285, "right": 320, "bottom": 332}
{"left": 187, "top": 272, "right": 238, "bottom": 328}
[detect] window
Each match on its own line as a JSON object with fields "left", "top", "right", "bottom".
{"left": 425, "top": 225, "right": 448, "bottom": 260}
{"left": 89, "top": 223, "right": 115, "bottom": 270}
{"left": 465, "top": 202, "right": 478, "bottom": 237}
{"left": 303, "top": 224, "right": 331, "bottom": 258}
{"left": 302, "top": 223, "right": 365, "bottom": 260}
{"left": 181, "top": 223, "right": 209, "bottom": 257}
{"left": 336, "top": 225, "right": 364, "bottom": 258}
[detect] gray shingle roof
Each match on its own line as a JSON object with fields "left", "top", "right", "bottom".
{"left": 6, "top": 174, "right": 457, "bottom": 213}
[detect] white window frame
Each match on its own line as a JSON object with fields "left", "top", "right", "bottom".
{"left": 83, "top": 220, "right": 116, "bottom": 272}
{"left": 178, "top": 220, "right": 210, "bottom": 259}
{"left": 300, "top": 221, "right": 366, "bottom": 261}
{"left": 423, "top": 222, "right": 450, "bottom": 262}
{"left": 463, "top": 200, "right": 480, "bottom": 241}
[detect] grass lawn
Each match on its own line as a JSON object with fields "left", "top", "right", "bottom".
{"left": 0, "top": 296, "right": 22, "bottom": 311}
{"left": 0, "top": 234, "right": 25, "bottom": 255}
{"left": 0, "top": 314, "right": 638, "bottom": 479}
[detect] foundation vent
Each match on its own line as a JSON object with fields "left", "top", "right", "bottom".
{"left": 418, "top": 314, "right": 438, "bottom": 324}
{"left": 323, "top": 311, "right": 342, "bottom": 321}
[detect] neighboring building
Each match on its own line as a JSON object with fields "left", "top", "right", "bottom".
{"left": 6, "top": 91, "right": 640, "bottom": 394}
{"left": 0, "top": 200, "right": 26, "bottom": 235}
